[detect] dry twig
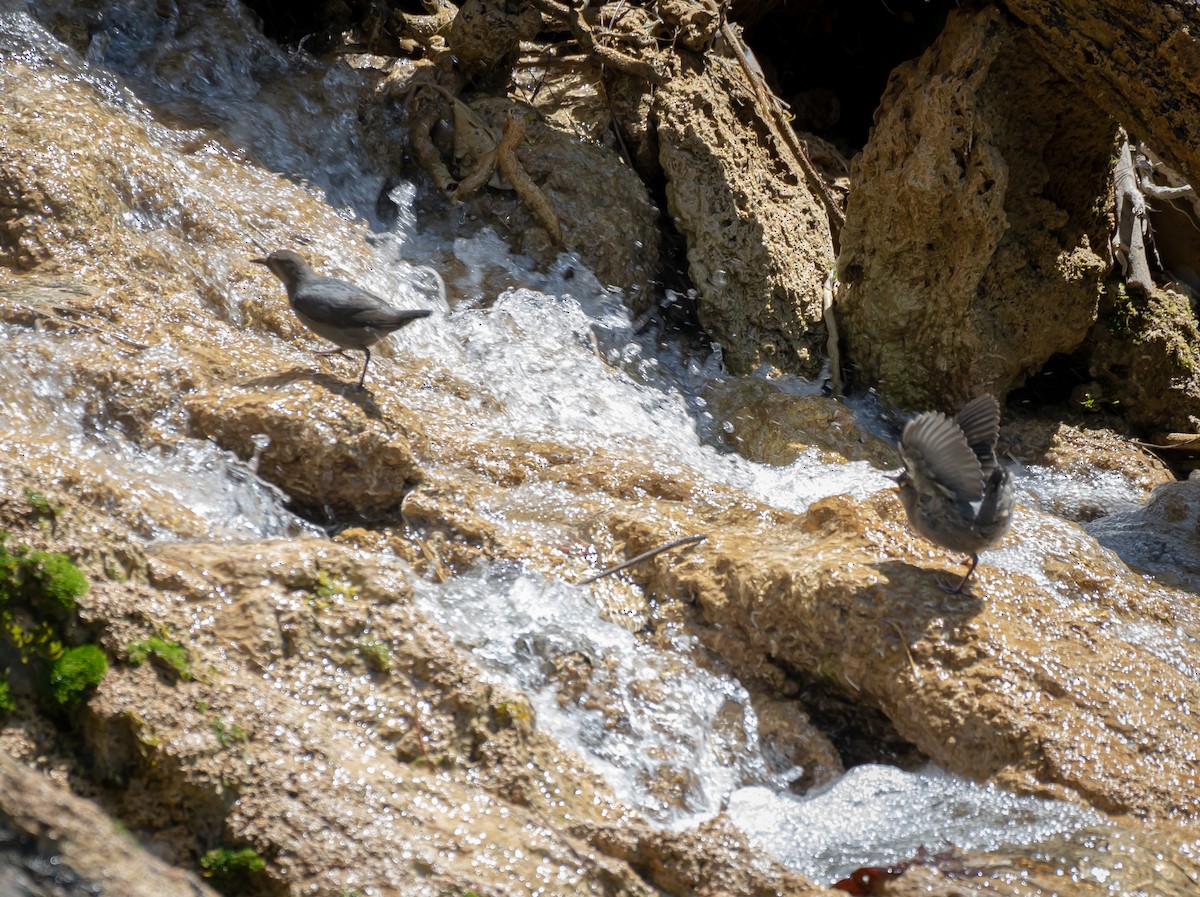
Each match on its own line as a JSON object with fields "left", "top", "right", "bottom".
{"left": 0, "top": 295, "right": 152, "bottom": 350}
{"left": 718, "top": 20, "right": 845, "bottom": 242}
{"left": 577, "top": 534, "right": 706, "bottom": 584}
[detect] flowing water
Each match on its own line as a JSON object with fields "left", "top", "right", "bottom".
{"left": 1, "top": 1, "right": 1188, "bottom": 890}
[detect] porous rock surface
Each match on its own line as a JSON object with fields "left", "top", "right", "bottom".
{"left": 609, "top": 489, "right": 1200, "bottom": 823}
{"left": 3, "top": 4, "right": 1200, "bottom": 896}
{"left": 836, "top": 6, "right": 1114, "bottom": 411}
{"left": 1001, "top": 0, "right": 1200, "bottom": 190}
{"left": 187, "top": 379, "right": 427, "bottom": 517}
{"left": 0, "top": 753, "right": 219, "bottom": 897}
{"left": 656, "top": 56, "right": 835, "bottom": 377}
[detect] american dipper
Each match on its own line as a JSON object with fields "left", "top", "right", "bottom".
{"left": 252, "top": 249, "right": 432, "bottom": 390}
{"left": 896, "top": 394, "right": 1014, "bottom": 594}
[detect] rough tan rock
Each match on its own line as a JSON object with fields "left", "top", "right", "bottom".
{"left": 186, "top": 379, "right": 426, "bottom": 517}
{"left": 705, "top": 380, "right": 899, "bottom": 467}
{"left": 598, "top": 816, "right": 832, "bottom": 897}
{"left": 448, "top": 0, "right": 541, "bottom": 78}
{"left": 836, "top": 6, "right": 1114, "bottom": 411}
{"left": 639, "top": 490, "right": 1200, "bottom": 822}
{"left": 655, "top": 57, "right": 835, "bottom": 377}
{"left": 7, "top": 5, "right": 1200, "bottom": 894}
{"left": 847, "top": 831, "right": 1200, "bottom": 897}
{"left": 0, "top": 753, "right": 220, "bottom": 897}
{"left": 1002, "top": 0, "right": 1200, "bottom": 190}
{"left": 1003, "top": 415, "right": 1176, "bottom": 507}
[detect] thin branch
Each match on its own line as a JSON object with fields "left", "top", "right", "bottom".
{"left": 577, "top": 534, "right": 706, "bottom": 584}
{"left": 0, "top": 296, "right": 153, "bottom": 350}
{"left": 719, "top": 20, "right": 845, "bottom": 241}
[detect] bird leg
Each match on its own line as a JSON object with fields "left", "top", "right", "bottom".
{"left": 356, "top": 347, "right": 372, "bottom": 391}
{"left": 937, "top": 553, "right": 979, "bottom": 595}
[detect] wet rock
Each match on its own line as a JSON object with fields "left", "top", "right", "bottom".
{"left": 1081, "top": 284, "right": 1200, "bottom": 431}
{"left": 655, "top": 57, "right": 835, "bottom": 377}
{"left": 844, "top": 832, "right": 1200, "bottom": 897}
{"left": 1087, "top": 478, "right": 1200, "bottom": 593}
{"left": 613, "top": 489, "right": 1200, "bottom": 824}
{"left": 836, "top": 6, "right": 1114, "bottom": 410}
{"left": 595, "top": 816, "right": 835, "bottom": 897}
{"left": 750, "top": 693, "right": 843, "bottom": 794}
{"left": 186, "top": 379, "right": 425, "bottom": 518}
{"left": 1003, "top": 416, "right": 1175, "bottom": 500}
{"left": 705, "top": 379, "right": 899, "bottom": 467}
{"left": 0, "top": 754, "right": 219, "bottom": 897}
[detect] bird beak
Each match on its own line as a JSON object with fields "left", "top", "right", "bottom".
{"left": 251, "top": 257, "right": 268, "bottom": 266}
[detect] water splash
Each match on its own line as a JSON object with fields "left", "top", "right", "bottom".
{"left": 414, "top": 564, "right": 799, "bottom": 828}
{"left": 728, "top": 764, "right": 1102, "bottom": 884}
{"left": 5, "top": 1, "right": 1190, "bottom": 887}
{"left": 0, "top": 323, "right": 313, "bottom": 542}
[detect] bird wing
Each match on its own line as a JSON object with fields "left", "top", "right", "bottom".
{"left": 300, "top": 277, "right": 432, "bottom": 330}
{"left": 954, "top": 394, "right": 1002, "bottom": 478}
{"left": 346, "top": 306, "right": 433, "bottom": 330}
{"left": 900, "top": 411, "right": 985, "bottom": 502}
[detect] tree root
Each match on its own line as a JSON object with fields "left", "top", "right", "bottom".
{"left": 497, "top": 113, "right": 563, "bottom": 245}
{"left": 528, "top": 0, "right": 666, "bottom": 84}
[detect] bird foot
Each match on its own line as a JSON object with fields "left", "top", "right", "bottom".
{"left": 935, "top": 575, "right": 971, "bottom": 595}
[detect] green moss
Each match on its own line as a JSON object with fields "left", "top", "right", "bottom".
{"left": 48, "top": 644, "right": 107, "bottom": 707}
{"left": 210, "top": 718, "right": 250, "bottom": 747}
{"left": 200, "top": 846, "right": 265, "bottom": 892}
{"left": 0, "top": 538, "right": 87, "bottom": 610}
{"left": 313, "top": 570, "right": 358, "bottom": 603}
{"left": 0, "top": 534, "right": 104, "bottom": 713}
{"left": 0, "top": 677, "right": 13, "bottom": 713}
{"left": 23, "top": 487, "right": 62, "bottom": 527}
{"left": 127, "top": 636, "right": 193, "bottom": 681}
{"left": 26, "top": 551, "right": 88, "bottom": 610}
{"left": 355, "top": 638, "right": 392, "bottom": 673}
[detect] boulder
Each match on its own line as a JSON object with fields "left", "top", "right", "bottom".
{"left": 655, "top": 58, "right": 835, "bottom": 376}
{"left": 187, "top": 379, "right": 425, "bottom": 517}
{"left": 836, "top": 6, "right": 1114, "bottom": 411}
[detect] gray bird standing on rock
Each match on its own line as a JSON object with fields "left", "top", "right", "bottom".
{"left": 253, "top": 249, "right": 432, "bottom": 390}
{"left": 895, "top": 394, "right": 1014, "bottom": 594}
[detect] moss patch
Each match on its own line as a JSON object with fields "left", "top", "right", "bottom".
{"left": 200, "top": 845, "right": 265, "bottom": 893}
{"left": 0, "top": 532, "right": 104, "bottom": 712}
{"left": 127, "top": 635, "right": 193, "bottom": 682}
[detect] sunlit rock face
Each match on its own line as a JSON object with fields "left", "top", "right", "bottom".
{"left": 836, "top": 6, "right": 1114, "bottom": 411}
{"left": 187, "top": 380, "right": 427, "bottom": 518}
{"left": 656, "top": 62, "right": 836, "bottom": 378}
{"left": 625, "top": 488, "right": 1200, "bottom": 823}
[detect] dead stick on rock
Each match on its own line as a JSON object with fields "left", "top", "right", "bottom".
{"left": 577, "top": 534, "right": 707, "bottom": 585}
{"left": 0, "top": 297, "right": 153, "bottom": 350}
{"left": 889, "top": 620, "right": 922, "bottom": 686}
{"left": 719, "top": 20, "right": 844, "bottom": 239}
